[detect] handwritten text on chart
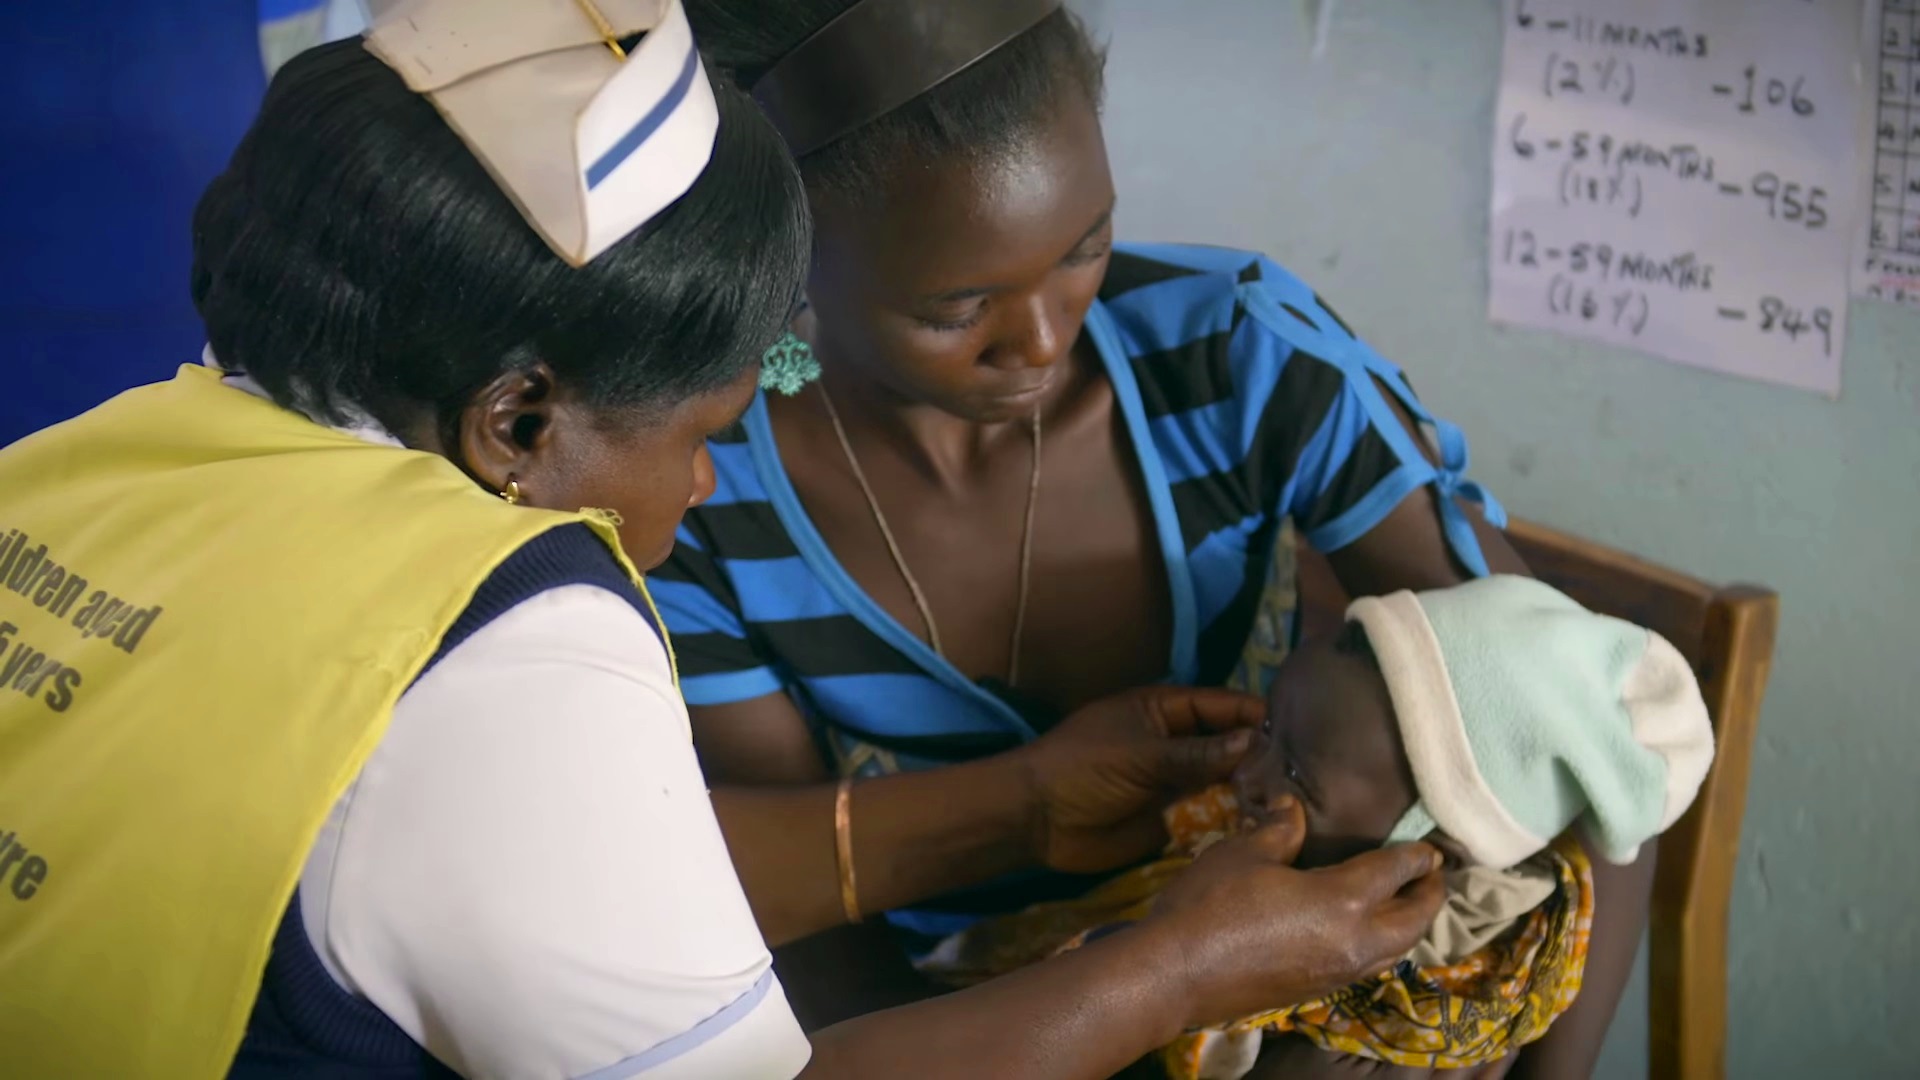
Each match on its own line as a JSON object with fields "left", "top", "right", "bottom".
{"left": 1507, "top": 115, "right": 1833, "bottom": 225}
{"left": 1496, "top": 231, "right": 1836, "bottom": 356}
{"left": 1489, "top": 0, "right": 1863, "bottom": 396}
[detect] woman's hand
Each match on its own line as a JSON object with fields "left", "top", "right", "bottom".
{"left": 722, "top": 687, "right": 1256, "bottom": 947}
{"left": 795, "top": 789, "right": 1444, "bottom": 1080}
{"left": 1143, "top": 798, "right": 1446, "bottom": 1031}
{"left": 1012, "top": 687, "right": 1264, "bottom": 874}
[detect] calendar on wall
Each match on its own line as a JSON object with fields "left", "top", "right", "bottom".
{"left": 1857, "top": 0, "right": 1920, "bottom": 306}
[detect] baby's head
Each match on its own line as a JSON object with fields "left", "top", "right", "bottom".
{"left": 1233, "top": 576, "right": 1716, "bottom": 873}
{"left": 1232, "top": 622, "right": 1420, "bottom": 869}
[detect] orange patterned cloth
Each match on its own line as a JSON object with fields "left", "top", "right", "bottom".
{"left": 918, "top": 786, "right": 1594, "bottom": 1077}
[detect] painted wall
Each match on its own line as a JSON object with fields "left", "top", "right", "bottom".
{"left": 1081, "top": 1, "right": 1919, "bottom": 1076}
{"left": 0, "top": 0, "right": 268, "bottom": 446}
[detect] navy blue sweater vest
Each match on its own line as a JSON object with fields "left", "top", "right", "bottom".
{"left": 229, "top": 526, "right": 663, "bottom": 1079}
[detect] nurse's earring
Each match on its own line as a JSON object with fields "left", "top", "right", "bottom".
{"left": 760, "top": 332, "right": 821, "bottom": 396}
{"left": 499, "top": 476, "right": 523, "bottom": 505}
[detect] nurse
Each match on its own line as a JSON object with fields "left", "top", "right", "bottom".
{"left": 0, "top": 2, "right": 1445, "bottom": 1078}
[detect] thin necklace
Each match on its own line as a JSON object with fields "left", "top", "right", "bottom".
{"left": 819, "top": 385, "right": 1041, "bottom": 687}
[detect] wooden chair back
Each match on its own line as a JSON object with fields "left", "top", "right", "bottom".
{"left": 1294, "top": 518, "right": 1778, "bottom": 1080}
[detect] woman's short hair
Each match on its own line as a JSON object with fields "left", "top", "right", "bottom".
{"left": 191, "top": 37, "right": 810, "bottom": 435}
{"left": 684, "top": 0, "right": 1106, "bottom": 201}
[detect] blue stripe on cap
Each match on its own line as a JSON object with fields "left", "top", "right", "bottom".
{"left": 584, "top": 39, "right": 702, "bottom": 191}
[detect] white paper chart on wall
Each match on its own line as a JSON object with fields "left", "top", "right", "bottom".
{"left": 1857, "top": 0, "right": 1920, "bottom": 305}
{"left": 1489, "top": 0, "right": 1869, "bottom": 397}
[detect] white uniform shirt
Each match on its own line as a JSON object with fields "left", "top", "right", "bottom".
{"left": 224, "top": 367, "right": 810, "bottom": 1079}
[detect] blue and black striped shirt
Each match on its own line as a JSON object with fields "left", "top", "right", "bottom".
{"left": 653, "top": 244, "right": 1500, "bottom": 932}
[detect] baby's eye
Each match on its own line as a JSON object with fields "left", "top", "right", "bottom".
{"left": 1285, "top": 760, "right": 1305, "bottom": 787}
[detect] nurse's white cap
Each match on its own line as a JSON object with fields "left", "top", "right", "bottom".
{"left": 363, "top": 0, "right": 719, "bottom": 267}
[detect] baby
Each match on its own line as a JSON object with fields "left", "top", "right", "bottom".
{"left": 922, "top": 575, "right": 1715, "bottom": 1078}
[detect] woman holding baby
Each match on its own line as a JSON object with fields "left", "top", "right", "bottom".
{"left": 657, "top": 0, "right": 1670, "bottom": 1076}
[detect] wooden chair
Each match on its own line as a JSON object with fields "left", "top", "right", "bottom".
{"left": 1293, "top": 518, "right": 1778, "bottom": 1080}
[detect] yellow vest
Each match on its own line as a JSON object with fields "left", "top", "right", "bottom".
{"left": 0, "top": 366, "right": 661, "bottom": 1078}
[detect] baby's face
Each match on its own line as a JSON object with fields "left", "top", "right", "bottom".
{"left": 1230, "top": 629, "right": 1418, "bottom": 869}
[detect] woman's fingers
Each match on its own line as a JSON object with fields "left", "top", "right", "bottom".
{"left": 1328, "top": 842, "right": 1447, "bottom": 968}
{"left": 1244, "top": 797, "right": 1307, "bottom": 864}
{"left": 1154, "top": 728, "right": 1255, "bottom": 791}
{"left": 1145, "top": 687, "right": 1266, "bottom": 737}
{"left": 1139, "top": 688, "right": 1265, "bottom": 792}
{"left": 1149, "top": 807, "right": 1438, "bottom": 1027}
{"left": 1370, "top": 861, "right": 1447, "bottom": 937}
{"left": 1334, "top": 841, "right": 1443, "bottom": 903}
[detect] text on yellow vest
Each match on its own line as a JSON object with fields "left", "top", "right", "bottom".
{"left": 0, "top": 366, "right": 667, "bottom": 1078}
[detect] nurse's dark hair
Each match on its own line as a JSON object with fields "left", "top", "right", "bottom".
{"left": 683, "top": 0, "right": 1105, "bottom": 200}
{"left": 190, "top": 37, "right": 809, "bottom": 435}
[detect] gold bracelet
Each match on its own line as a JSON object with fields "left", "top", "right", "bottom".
{"left": 834, "top": 778, "right": 860, "bottom": 924}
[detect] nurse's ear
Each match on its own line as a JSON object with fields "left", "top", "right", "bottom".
{"left": 455, "top": 363, "right": 563, "bottom": 505}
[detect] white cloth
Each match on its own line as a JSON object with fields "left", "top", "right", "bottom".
{"left": 218, "top": 364, "right": 808, "bottom": 1079}
{"left": 1408, "top": 857, "right": 1559, "bottom": 969}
